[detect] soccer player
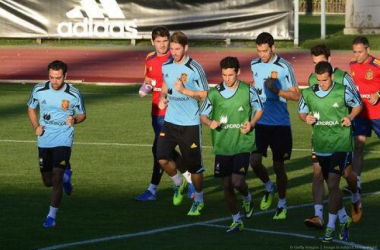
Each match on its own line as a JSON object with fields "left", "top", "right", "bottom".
{"left": 349, "top": 36, "right": 380, "bottom": 194}
{"left": 27, "top": 60, "right": 86, "bottom": 228}
{"left": 304, "top": 44, "right": 362, "bottom": 228}
{"left": 135, "top": 26, "right": 194, "bottom": 202}
{"left": 299, "top": 61, "right": 362, "bottom": 242}
{"left": 250, "top": 32, "right": 300, "bottom": 219}
{"left": 157, "top": 31, "right": 209, "bottom": 216}
{"left": 200, "top": 57, "right": 263, "bottom": 233}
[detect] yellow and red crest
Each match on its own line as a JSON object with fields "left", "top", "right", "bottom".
{"left": 180, "top": 73, "right": 188, "bottom": 84}
{"left": 61, "top": 99, "right": 70, "bottom": 110}
{"left": 365, "top": 68, "right": 373, "bottom": 80}
{"left": 270, "top": 71, "right": 278, "bottom": 79}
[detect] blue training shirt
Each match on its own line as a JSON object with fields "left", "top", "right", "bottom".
{"left": 27, "top": 81, "right": 86, "bottom": 148}
{"left": 162, "top": 56, "right": 209, "bottom": 126}
{"left": 251, "top": 54, "right": 298, "bottom": 126}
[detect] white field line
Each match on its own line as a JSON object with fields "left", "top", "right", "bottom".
{"left": 1, "top": 139, "right": 380, "bottom": 154}
{"left": 201, "top": 223, "right": 374, "bottom": 249}
{"left": 38, "top": 192, "right": 380, "bottom": 250}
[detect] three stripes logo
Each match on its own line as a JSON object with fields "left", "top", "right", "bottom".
{"left": 57, "top": 0, "right": 138, "bottom": 38}
{"left": 66, "top": 0, "right": 125, "bottom": 19}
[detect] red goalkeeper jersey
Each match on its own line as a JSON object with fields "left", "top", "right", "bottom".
{"left": 145, "top": 51, "right": 171, "bottom": 116}
{"left": 349, "top": 55, "right": 380, "bottom": 119}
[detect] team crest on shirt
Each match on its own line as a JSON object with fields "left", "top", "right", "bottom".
{"left": 149, "top": 66, "right": 153, "bottom": 72}
{"left": 180, "top": 73, "right": 188, "bottom": 84}
{"left": 270, "top": 71, "right": 278, "bottom": 79}
{"left": 365, "top": 69, "right": 373, "bottom": 80}
{"left": 61, "top": 99, "right": 70, "bottom": 110}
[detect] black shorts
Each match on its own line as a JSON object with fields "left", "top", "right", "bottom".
{"left": 214, "top": 153, "right": 250, "bottom": 178}
{"left": 317, "top": 152, "right": 352, "bottom": 180}
{"left": 157, "top": 122, "right": 204, "bottom": 174}
{"left": 253, "top": 124, "right": 292, "bottom": 161}
{"left": 38, "top": 147, "right": 71, "bottom": 173}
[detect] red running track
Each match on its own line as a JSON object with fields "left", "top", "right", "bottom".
{"left": 0, "top": 47, "right": 365, "bottom": 86}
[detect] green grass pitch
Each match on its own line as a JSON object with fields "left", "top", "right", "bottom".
{"left": 0, "top": 83, "right": 379, "bottom": 249}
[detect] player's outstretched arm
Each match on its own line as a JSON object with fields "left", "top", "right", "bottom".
{"left": 342, "top": 105, "right": 362, "bottom": 127}
{"left": 28, "top": 107, "right": 44, "bottom": 136}
{"left": 278, "top": 86, "right": 300, "bottom": 101}
{"left": 175, "top": 78, "right": 207, "bottom": 101}
{"left": 158, "top": 82, "right": 168, "bottom": 110}
{"left": 200, "top": 115, "right": 220, "bottom": 129}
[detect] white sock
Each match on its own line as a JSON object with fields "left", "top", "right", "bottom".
{"left": 278, "top": 198, "right": 287, "bottom": 208}
{"left": 148, "top": 184, "right": 157, "bottom": 195}
{"left": 182, "top": 171, "right": 192, "bottom": 184}
{"left": 351, "top": 191, "right": 360, "bottom": 203}
{"left": 337, "top": 207, "right": 348, "bottom": 224}
{"left": 170, "top": 172, "right": 183, "bottom": 186}
{"left": 264, "top": 180, "right": 274, "bottom": 192}
{"left": 194, "top": 190, "right": 204, "bottom": 203}
{"left": 243, "top": 193, "right": 251, "bottom": 203}
{"left": 47, "top": 206, "right": 59, "bottom": 219}
{"left": 314, "top": 204, "right": 324, "bottom": 218}
{"left": 232, "top": 212, "right": 241, "bottom": 223}
{"left": 327, "top": 213, "right": 337, "bottom": 230}
{"left": 357, "top": 176, "right": 361, "bottom": 189}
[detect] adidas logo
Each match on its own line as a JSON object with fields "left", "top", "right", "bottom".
{"left": 334, "top": 165, "right": 340, "bottom": 171}
{"left": 190, "top": 143, "right": 198, "bottom": 149}
{"left": 238, "top": 106, "right": 244, "bottom": 111}
{"left": 239, "top": 167, "right": 245, "bottom": 173}
{"left": 333, "top": 102, "right": 339, "bottom": 108}
{"left": 57, "top": 0, "right": 138, "bottom": 38}
{"left": 66, "top": 0, "right": 125, "bottom": 19}
{"left": 42, "top": 100, "right": 47, "bottom": 104}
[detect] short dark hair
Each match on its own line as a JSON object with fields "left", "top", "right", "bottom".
{"left": 220, "top": 57, "right": 240, "bottom": 73}
{"left": 48, "top": 60, "right": 67, "bottom": 75}
{"left": 151, "top": 26, "right": 170, "bottom": 41}
{"left": 170, "top": 31, "right": 188, "bottom": 47}
{"left": 352, "top": 36, "right": 370, "bottom": 48}
{"left": 255, "top": 32, "right": 274, "bottom": 47}
{"left": 310, "top": 44, "right": 330, "bottom": 59}
{"left": 315, "top": 61, "right": 333, "bottom": 76}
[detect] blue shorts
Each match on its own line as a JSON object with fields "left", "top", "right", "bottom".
{"left": 353, "top": 116, "right": 380, "bottom": 138}
{"left": 152, "top": 115, "right": 165, "bottom": 139}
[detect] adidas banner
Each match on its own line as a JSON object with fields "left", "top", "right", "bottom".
{"left": 0, "top": 0, "right": 294, "bottom": 40}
